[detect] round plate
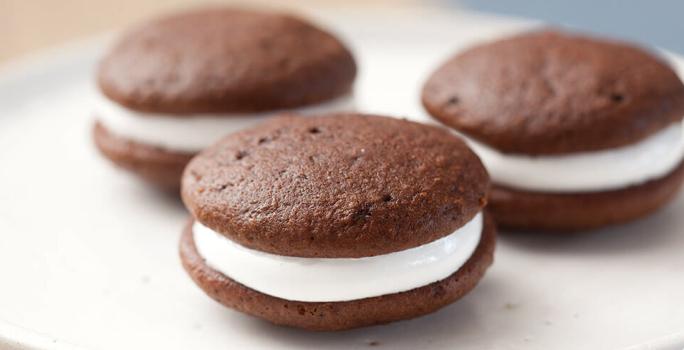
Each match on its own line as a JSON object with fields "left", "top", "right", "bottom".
{"left": 1, "top": 5, "right": 683, "bottom": 350}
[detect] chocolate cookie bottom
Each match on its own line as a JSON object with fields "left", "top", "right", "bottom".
{"left": 489, "top": 160, "right": 684, "bottom": 231}
{"left": 93, "top": 121, "right": 193, "bottom": 190}
{"left": 179, "top": 213, "right": 496, "bottom": 331}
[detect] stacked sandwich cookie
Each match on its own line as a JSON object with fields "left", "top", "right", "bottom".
{"left": 422, "top": 30, "right": 684, "bottom": 231}
{"left": 179, "top": 114, "right": 495, "bottom": 330}
{"left": 93, "top": 7, "right": 356, "bottom": 189}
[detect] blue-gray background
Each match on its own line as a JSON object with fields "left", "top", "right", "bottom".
{"left": 456, "top": 0, "right": 684, "bottom": 54}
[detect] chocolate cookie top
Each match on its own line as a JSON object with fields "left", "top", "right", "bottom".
{"left": 98, "top": 8, "right": 356, "bottom": 114}
{"left": 422, "top": 30, "right": 684, "bottom": 155}
{"left": 182, "top": 114, "right": 489, "bottom": 258}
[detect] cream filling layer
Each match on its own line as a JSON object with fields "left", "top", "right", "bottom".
{"left": 94, "top": 92, "right": 355, "bottom": 153}
{"left": 467, "top": 122, "right": 684, "bottom": 193}
{"left": 192, "top": 212, "right": 483, "bottom": 302}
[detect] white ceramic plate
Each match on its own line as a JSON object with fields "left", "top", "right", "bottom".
{"left": 1, "top": 6, "right": 683, "bottom": 350}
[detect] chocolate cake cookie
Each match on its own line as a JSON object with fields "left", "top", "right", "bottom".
{"left": 422, "top": 30, "right": 684, "bottom": 230}
{"left": 179, "top": 114, "right": 495, "bottom": 330}
{"left": 93, "top": 7, "right": 356, "bottom": 190}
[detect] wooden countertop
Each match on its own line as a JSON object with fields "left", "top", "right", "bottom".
{"left": 1, "top": 0, "right": 411, "bottom": 64}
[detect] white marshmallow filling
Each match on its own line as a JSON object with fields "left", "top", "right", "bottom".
{"left": 192, "top": 212, "right": 483, "bottom": 302}
{"left": 466, "top": 122, "right": 684, "bottom": 193}
{"left": 93, "top": 91, "right": 356, "bottom": 153}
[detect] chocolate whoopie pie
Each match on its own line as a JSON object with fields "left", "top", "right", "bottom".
{"left": 422, "top": 30, "right": 684, "bottom": 231}
{"left": 179, "top": 114, "right": 495, "bottom": 330}
{"left": 93, "top": 7, "right": 356, "bottom": 190}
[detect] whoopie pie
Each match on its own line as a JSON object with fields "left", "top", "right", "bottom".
{"left": 179, "top": 114, "right": 495, "bottom": 330}
{"left": 422, "top": 30, "right": 684, "bottom": 231}
{"left": 93, "top": 7, "right": 356, "bottom": 189}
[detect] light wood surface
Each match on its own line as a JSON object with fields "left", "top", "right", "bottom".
{"left": 1, "top": 0, "right": 410, "bottom": 64}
